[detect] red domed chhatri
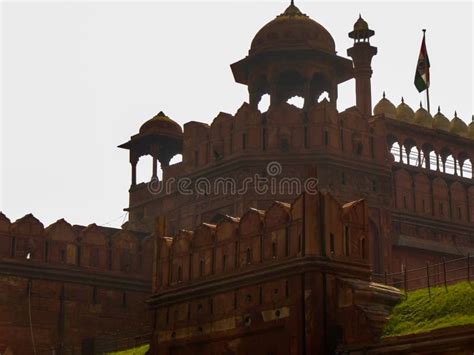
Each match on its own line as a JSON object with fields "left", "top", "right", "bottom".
{"left": 231, "top": 1, "right": 354, "bottom": 111}
{"left": 119, "top": 111, "right": 183, "bottom": 177}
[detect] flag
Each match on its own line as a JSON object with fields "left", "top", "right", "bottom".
{"left": 414, "top": 31, "right": 430, "bottom": 92}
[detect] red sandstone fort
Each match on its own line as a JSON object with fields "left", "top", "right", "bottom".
{"left": 1, "top": 2, "right": 473, "bottom": 354}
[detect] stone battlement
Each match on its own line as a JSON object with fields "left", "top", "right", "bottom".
{"left": 0, "top": 212, "right": 152, "bottom": 279}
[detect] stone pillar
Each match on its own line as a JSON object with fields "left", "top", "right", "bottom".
{"left": 249, "top": 89, "right": 260, "bottom": 110}
{"left": 329, "top": 84, "right": 338, "bottom": 107}
{"left": 347, "top": 43, "right": 377, "bottom": 117}
{"left": 130, "top": 153, "right": 138, "bottom": 187}
{"left": 151, "top": 144, "right": 159, "bottom": 179}
{"left": 269, "top": 82, "right": 279, "bottom": 108}
{"left": 424, "top": 150, "right": 430, "bottom": 169}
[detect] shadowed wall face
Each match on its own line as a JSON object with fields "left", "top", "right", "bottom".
{"left": 0, "top": 213, "right": 152, "bottom": 354}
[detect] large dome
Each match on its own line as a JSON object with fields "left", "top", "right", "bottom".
{"left": 250, "top": 3, "right": 336, "bottom": 55}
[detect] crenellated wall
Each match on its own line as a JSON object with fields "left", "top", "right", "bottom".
{"left": 153, "top": 193, "right": 369, "bottom": 294}
{"left": 0, "top": 212, "right": 153, "bottom": 354}
{"left": 126, "top": 100, "right": 393, "bottom": 276}
{"left": 148, "top": 192, "right": 400, "bottom": 354}
{"left": 171, "top": 100, "right": 384, "bottom": 176}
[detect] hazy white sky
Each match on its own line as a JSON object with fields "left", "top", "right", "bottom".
{"left": 1, "top": 0, "right": 473, "bottom": 228}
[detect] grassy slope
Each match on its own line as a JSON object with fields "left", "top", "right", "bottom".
{"left": 383, "top": 281, "right": 474, "bottom": 337}
{"left": 105, "top": 344, "right": 150, "bottom": 355}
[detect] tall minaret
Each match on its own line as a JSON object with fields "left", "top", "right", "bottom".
{"left": 347, "top": 15, "right": 377, "bottom": 117}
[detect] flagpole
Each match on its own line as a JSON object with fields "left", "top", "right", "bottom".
{"left": 426, "top": 86, "right": 430, "bottom": 114}
{"left": 423, "top": 29, "right": 431, "bottom": 114}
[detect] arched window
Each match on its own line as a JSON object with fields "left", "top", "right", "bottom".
{"left": 317, "top": 91, "right": 329, "bottom": 103}
{"left": 199, "top": 259, "right": 205, "bottom": 277}
{"left": 408, "top": 147, "right": 420, "bottom": 166}
{"left": 177, "top": 265, "right": 183, "bottom": 283}
{"left": 60, "top": 249, "right": 66, "bottom": 264}
{"left": 169, "top": 154, "right": 183, "bottom": 165}
{"left": 343, "top": 226, "right": 350, "bottom": 256}
{"left": 272, "top": 241, "right": 277, "bottom": 259}
{"left": 461, "top": 159, "right": 472, "bottom": 179}
{"left": 246, "top": 248, "right": 251, "bottom": 265}
{"left": 329, "top": 233, "right": 335, "bottom": 254}
{"left": 390, "top": 142, "right": 400, "bottom": 162}
{"left": 287, "top": 95, "right": 304, "bottom": 108}
{"left": 222, "top": 254, "right": 227, "bottom": 271}
{"left": 90, "top": 248, "right": 99, "bottom": 267}
{"left": 258, "top": 94, "right": 270, "bottom": 112}
{"left": 120, "top": 250, "right": 131, "bottom": 272}
{"left": 360, "top": 237, "right": 366, "bottom": 259}
{"left": 136, "top": 155, "right": 153, "bottom": 183}
{"left": 280, "top": 138, "right": 289, "bottom": 152}
{"left": 429, "top": 151, "right": 438, "bottom": 171}
{"left": 445, "top": 154, "right": 456, "bottom": 175}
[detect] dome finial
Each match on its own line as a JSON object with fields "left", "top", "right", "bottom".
{"left": 281, "top": 0, "right": 304, "bottom": 17}
{"left": 401, "top": 97, "right": 405, "bottom": 104}
{"left": 455, "top": 110, "right": 458, "bottom": 117}
{"left": 438, "top": 105, "right": 441, "bottom": 113}
{"left": 383, "top": 91, "right": 386, "bottom": 99}
{"left": 420, "top": 101, "right": 423, "bottom": 109}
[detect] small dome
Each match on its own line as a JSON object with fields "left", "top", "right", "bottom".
{"left": 349, "top": 14, "right": 374, "bottom": 40}
{"left": 139, "top": 111, "right": 182, "bottom": 137}
{"left": 432, "top": 107, "right": 450, "bottom": 131}
{"left": 396, "top": 98, "right": 414, "bottom": 122}
{"left": 354, "top": 14, "right": 369, "bottom": 31}
{"left": 468, "top": 118, "right": 474, "bottom": 139}
{"left": 413, "top": 103, "right": 432, "bottom": 128}
{"left": 449, "top": 112, "right": 468, "bottom": 136}
{"left": 373, "top": 92, "right": 396, "bottom": 117}
{"left": 250, "top": 3, "right": 336, "bottom": 55}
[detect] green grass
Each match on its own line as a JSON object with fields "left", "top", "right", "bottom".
{"left": 383, "top": 281, "right": 474, "bottom": 337}
{"left": 105, "top": 344, "right": 149, "bottom": 355}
